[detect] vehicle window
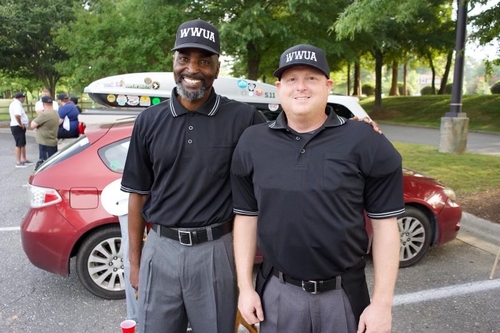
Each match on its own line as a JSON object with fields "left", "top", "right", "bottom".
{"left": 248, "top": 102, "right": 282, "bottom": 122}
{"left": 328, "top": 103, "right": 354, "bottom": 119}
{"left": 36, "top": 136, "right": 91, "bottom": 173}
{"left": 98, "top": 138, "right": 130, "bottom": 174}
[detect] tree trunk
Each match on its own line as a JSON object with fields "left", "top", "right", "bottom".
{"left": 374, "top": 49, "right": 383, "bottom": 111}
{"left": 428, "top": 53, "right": 436, "bottom": 94}
{"left": 353, "top": 61, "right": 361, "bottom": 96}
{"left": 403, "top": 61, "right": 408, "bottom": 96}
{"left": 246, "top": 42, "right": 260, "bottom": 80}
{"left": 389, "top": 60, "right": 399, "bottom": 96}
{"left": 438, "top": 49, "right": 453, "bottom": 94}
{"left": 347, "top": 62, "right": 351, "bottom": 95}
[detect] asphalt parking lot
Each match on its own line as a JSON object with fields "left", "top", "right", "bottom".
{"left": 0, "top": 129, "right": 499, "bottom": 333}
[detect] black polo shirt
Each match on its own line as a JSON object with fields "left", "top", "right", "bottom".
{"left": 231, "top": 107, "right": 405, "bottom": 280}
{"left": 121, "top": 88, "right": 263, "bottom": 227}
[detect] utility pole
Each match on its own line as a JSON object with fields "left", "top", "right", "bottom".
{"left": 439, "top": 0, "right": 470, "bottom": 154}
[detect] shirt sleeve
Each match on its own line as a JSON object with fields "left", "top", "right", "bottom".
{"left": 363, "top": 132, "right": 405, "bottom": 219}
{"left": 121, "top": 112, "right": 154, "bottom": 195}
{"left": 231, "top": 131, "right": 258, "bottom": 216}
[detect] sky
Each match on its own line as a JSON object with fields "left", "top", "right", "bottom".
{"left": 464, "top": 0, "right": 499, "bottom": 61}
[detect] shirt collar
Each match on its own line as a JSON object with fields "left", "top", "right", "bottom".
{"left": 169, "top": 87, "right": 221, "bottom": 117}
{"left": 269, "top": 105, "right": 346, "bottom": 130}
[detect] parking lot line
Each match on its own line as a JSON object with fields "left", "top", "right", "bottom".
{"left": 0, "top": 227, "right": 20, "bottom": 232}
{"left": 394, "top": 279, "right": 500, "bottom": 306}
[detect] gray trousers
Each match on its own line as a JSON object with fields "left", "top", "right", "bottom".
{"left": 260, "top": 275, "right": 358, "bottom": 333}
{"left": 137, "top": 229, "right": 237, "bottom": 333}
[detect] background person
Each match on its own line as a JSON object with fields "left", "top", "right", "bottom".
{"left": 56, "top": 93, "right": 80, "bottom": 138}
{"left": 231, "top": 44, "right": 404, "bottom": 333}
{"left": 9, "top": 92, "right": 33, "bottom": 168}
{"left": 70, "top": 96, "right": 83, "bottom": 113}
{"left": 35, "top": 89, "right": 59, "bottom": 114}
{"left": 100, "top": 178, "right": 138, "bottom": 323}
{"left": 120, "top": 19, "right": 264, "bottom": 333}
{"left": 31, "top": 96, "right": 59, "bottom": 169}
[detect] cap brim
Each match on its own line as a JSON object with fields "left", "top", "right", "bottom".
{"left": 172, "top": 43, "right": 219, "bottom": 56}
{"left": 274, "top": 64, "right": 329, "bottom": 79}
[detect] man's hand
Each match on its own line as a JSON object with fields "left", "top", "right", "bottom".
{"left": 130, "top": 262, "right": 140, "bottom": 292}
{"left": 351, "top": 116, "right": 382, "bottom": 134}
{"left": 238, "top": 288, "right": 264, "bottom": 326}
{"left": 357, "top": 302, "right": 392, "bottom": 333}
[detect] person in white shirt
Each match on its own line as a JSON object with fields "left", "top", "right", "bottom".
{"left": 100, "top": 178, "right": 138, "bottom": 323}
{"left": 35, "top": 89, "right": 59, "bottom": 114}
{"left": 9, "top": 92, "right": 34, "bottom": 168}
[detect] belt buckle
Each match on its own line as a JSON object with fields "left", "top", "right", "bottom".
{"left": 178, "top": 230, "right": 193, "bottom": 246}
{"left": 302, "top": 280, "right": 318, "bottom": 294}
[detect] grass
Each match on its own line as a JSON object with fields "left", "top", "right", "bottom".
{"left": 360, "top": 94, "right": 500, "bottom": 132}
{"left": 394, "top": 142, "right": 500, "bottom": 196}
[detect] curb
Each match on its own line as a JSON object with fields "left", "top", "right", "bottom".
{"left": 457, "top": 212, "right": 500, "bottom": 255}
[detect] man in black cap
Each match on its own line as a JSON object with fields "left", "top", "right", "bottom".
{"left": 31, "top": 96, "right": 60, "bottom": 169}
{"left": 231, "top": 44, "right": 404, "bottom": 333}
{"left": 120, "top": 19, "right": 263, "bottom": 333}
{"left": 9, "top": 92, "right": 33, "bottom": 168}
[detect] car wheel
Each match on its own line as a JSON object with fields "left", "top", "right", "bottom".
{"left": 76, "top": 225, "right": 125, "bottom": 299}
{"left": 398, "top": 206, "right": 432, "bottom": 267}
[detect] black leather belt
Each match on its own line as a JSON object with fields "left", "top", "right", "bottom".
{"left": 272, "top": 268, "right": 342, "bottom": 294}
{"left": 151, "top": 220, "right": 233, "bottom": 246}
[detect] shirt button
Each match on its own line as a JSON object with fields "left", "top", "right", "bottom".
{"left": 189, "top": 113, "right": 195, "bottom": 117}
{"left": 188, "top": 125, "right": 194, "bottom": 130}
{"left": 188, "top": 139, "right": 193, "bottom": 144}
{"left": 295, "top": 136, "right": 301, "bottom": 141}
{"left": 300, "top": 149, "right": 306, "bottom": 154}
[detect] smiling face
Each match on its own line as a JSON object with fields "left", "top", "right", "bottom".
{"left": 173, "top": 48, "right": 220, "bottom": 109}
{"left": 276, "top": 65, "right": 333, "bottom": 120}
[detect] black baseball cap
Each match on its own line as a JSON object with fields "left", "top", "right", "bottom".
{"left": 172, "top": 19, "right": 220, "bottom": 55}
{"left": 41, "top": 96, "right": 53, "bottom": 104}
{"left": 57, "top": 93, "right": 69, "bottom": 101}
{"left": 274, "top": 44, "right": 330, "bottom": 79}
{"left": 14, "top": 92, "right": 26, "bottom": 99}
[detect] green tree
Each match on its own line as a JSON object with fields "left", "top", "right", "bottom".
{"left": 56, "top": 0, "right": 189, "bottom": 92}
{"left": 0, "top": 0, "right": 75, "bottom": 97}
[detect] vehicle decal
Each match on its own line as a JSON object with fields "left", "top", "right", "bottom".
{"left": 255, "top": 87, "right": 263, "bottom": 96}
{"left": 126, "top": 96, "right": 140, "bottom": 106}
{"left": 152, "top": 82, "right": 160, "bottom": 90}
{"left": 152, "top": 97, "right": 162, "bottom": 105}
{"left": 144, "top": 77, "right": 152, "bottom": 84}
{"left": 140, "top": 96, "right": 151, "bottom": 106}
{"left": 268, "top": 104, "right": 279, "bottom": 111}
{"left": 117, "top": 95, "right": 127, "bottom": 106}
{"left": 237, "top": 79, "right": 248, "bottom": 89}
{"left": 107, "top": 94, "right": 116, "bottom": 103}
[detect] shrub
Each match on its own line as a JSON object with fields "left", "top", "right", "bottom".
{"left": 398, "top": 83, "right": 413, "bottom": 96}
{"left": 362, "top": 83, "right": 375, "bottom": 96}
{"left": 420, "top": 86, "right": 435, "bottom": 95}
{"left": 444, "top": 83, "right": 453, "bottom": 94}
{"left": 491, "top": 81, "right": 500, "bottom": 94}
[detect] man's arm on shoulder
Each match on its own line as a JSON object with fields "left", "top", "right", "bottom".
{"left": 233, "top": 214, "right": 263, "bottom": 325}
{"left": 128, "top": 192, "right": 148, "bottom": 291}
{"left": 358, "top": 217, "right": 399, "bottom": 333}
{"left": 350, "top": 116, "right": 382, "bottom": 134}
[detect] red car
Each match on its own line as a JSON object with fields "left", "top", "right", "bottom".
{"left": 21, "top": 75, "right": 462, "bottom": 300}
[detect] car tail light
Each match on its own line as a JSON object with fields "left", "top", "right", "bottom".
{"left": 29, "top": 184, "right": 62, "bottom": 208}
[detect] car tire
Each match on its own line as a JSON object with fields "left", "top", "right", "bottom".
{"left": 76, "top": 225, "right": 126, "bottom": 299}
{"left": 398, "top": 206, "right": 432, "bottom": 268}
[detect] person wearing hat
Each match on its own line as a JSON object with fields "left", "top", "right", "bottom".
{"left": 35, "top": 89, "right": 59, "bottom": 114}
{"left": 31, "top": 95, "right": 60, "bottom": 169}
{"left": 120, "top": 19, "right": 264, "bottom": 333}
{"left": 9, "top": 92, "right": 34, "bottom": 168}
{"left": 231, "top": 44, "right": 404, "bottom": 333}
{"left": 56, "top": 93, "right": 80, "bottom": 138}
